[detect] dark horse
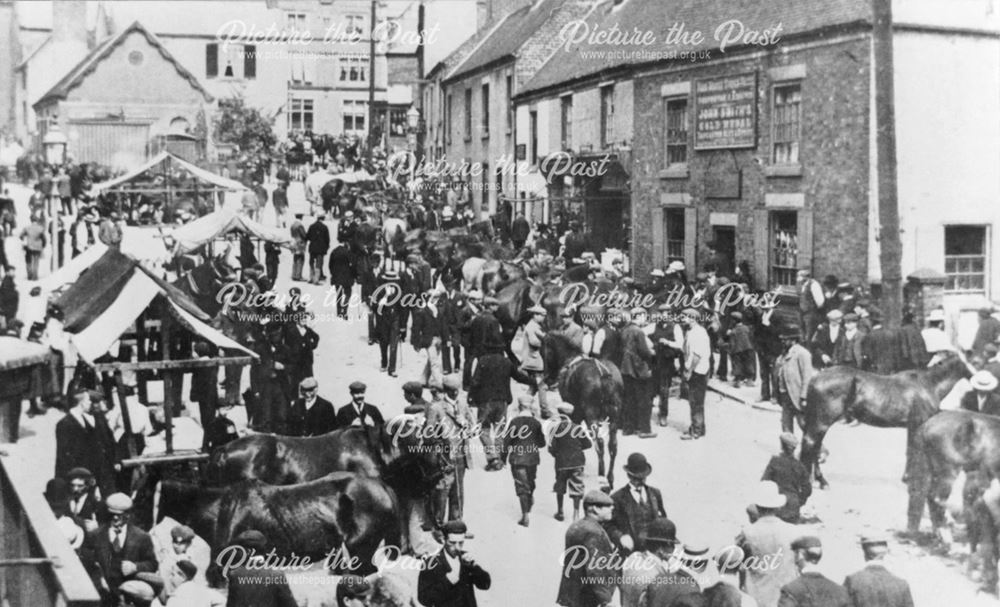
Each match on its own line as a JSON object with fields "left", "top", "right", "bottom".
{"left": 203, "top": 422, "right": 443, "bottom": 553}
{"left": 171, "top": 244, "right": 240, "bottom": 317}
{"left": 542, "top": 332, "right": 622, "bottom": 487}
{"left": 157, "top": 472, "right": 400, "bottom": 574}
{"left": 801, "top": 351, "right": 972, "bottom": 490}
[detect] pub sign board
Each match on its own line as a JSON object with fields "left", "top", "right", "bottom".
{"left": 694, "top": 72, "right": 758, "bottom": 150}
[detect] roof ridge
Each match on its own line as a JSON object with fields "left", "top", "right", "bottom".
{"left": 444, "top": 10, "right": 517, "bottom": 80}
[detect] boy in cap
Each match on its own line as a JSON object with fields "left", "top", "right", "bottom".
{"left": 418, "top": 520, "right": 491, "bottom": 607}
{"left": 118, "top": 580, "right": 157, "bottom": 607}
{"left": 549, "top": 403, "right": 591, "bottom": 522}
{"left": 759, "top": 433, "right": 812, "bottom": 524}
{"left": 843, "top": 533, "right": 913, "bottom": 606}
{"left": 557, "top": 491, "right": 616, "bottom": 607}
{"left": 79, "top": 493, "right": 158, "bottom": 602}
{"left": 780, "top": 536, "right": 850, "bottom": 607}
{"left": 727, "top": 310, "right": 756, "bottom": 387}
{"left": 834, "top": 313, "right": 865, "bottom": 368}
{"left": 501, "top": 394, "right": 547, "bottom": 527}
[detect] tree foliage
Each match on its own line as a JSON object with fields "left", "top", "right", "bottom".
{"left": 213, "top": 96, "right": 276, "bottom": 155}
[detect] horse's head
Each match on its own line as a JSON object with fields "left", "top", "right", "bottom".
{"left": 541, "top": 332, "right": 581, "bottom": 386}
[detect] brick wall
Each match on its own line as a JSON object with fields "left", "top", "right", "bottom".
{"left": 631, "top": 35, "right": 872, "bottom": 289}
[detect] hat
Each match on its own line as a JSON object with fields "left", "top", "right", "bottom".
{"left": 681, "top": 308, "right": 701, "bottom": 319}
{"left": 843, "top": 312, "right": 860, "bottom": 322}
{"left": 527, "top": 305, "right": 546, "bottom": 315}
{"left": 88, "top": 389, "right": 105, "bottom": 402}
{"left": 556, "top": 403, "right": 574, "bottom": 414}
{"left": 344, "top": 211, "right": 354, "bottom": 218}
{"left": 791, "top": 535, "right": 823, "bottom": 551}
{"left": 658, "top": 303, "right": 672, "bottom": 312}
{"left": 349, "top": 381, "right": 367, "bottom": 393}
{"left": 780, "top": 330, "right": 801, "bottom": 340}
{"left": 175, "top": 559, "right": 198, "bottom": 579}
{"left": 667, "top": 261, "right": 685, "bottom": 273}
{"left": 299, "top": 377, "right": 318, "bottom": 391}
{"left": 171, "top": 525, "right": 195, "bottom": 542}
{"left": 337, "top": 575, "right": 372, "bottom": 600}
{"left": 971, "top": 370, "right": 999, "bottom": 392}
{"left": 382, "top": 269, "right": 400, "bottom": 280}
{"left": 57, "top": 516, "right": 84, "bottom": 549}
{"left": 45, "top": 478, "right": 70, "bottom": 504}
{"left": 233, "top": 529, "right": 268, "bottom": 551}
{"left": 441, "top": 520, "right": 467, "bottom": 536}
{"left": 630, "top": 307, "right": 647, "bottom": 317}
{"left": 583, "top": 490, "right": 614, "bottom": 506}
{"left": 442, "top": 374, "right": 462, "bottom": 391}
{"left": 650, "top": 269, "right": 665, "bottom": 278}
{"left": 67, "top": 467, "right": 93, "bottom": 480}
{"left": 644, "top": 518, "right": 677, "bottom": 545}
{"left": 402, "top": 381, "right": 424, "bottom": 394}
{"left": 682, "top": 543, "right": 711, "bottom": 562}
{"left": 623, "top": 452, "right": 652, "bottom": 477}
{"left": 695, "top": 272, "right": 709, "bottom": 281}
{"left": 779, "top": 432, "right": 798, "bottom": 451}
{"left": 826, "top": 309, "right": 844, "bottom": 320}
{"left": 752, "top": 481, "right": 787, "bottom": 509}
{"left": 730, "top": 311, "right": 743, "bottom": 321}
{"left": 483, "top": 296, "right": 500, "bottom": 306}
{"left": 859, "top": 532, "right": 889, "bottom": 546}
{"left": 105, "top": 493, "right": 133, "bottom": 514}
{"left": 468, "top": 290, "right": 484, "bottom": 300}
{"left": 406, "top": 254, "right": 421, "bottom": 264}
{"left": 927, "top": 309, "right": 946, "bottom": 322}
{"left": 582, "top": 252, "right": 596, "bottom": 260}
{"left": 118, "top": 580, "right": 155, "bottom": 602}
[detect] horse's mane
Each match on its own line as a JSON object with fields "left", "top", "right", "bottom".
{"left": 923, "top": 351, "right": 969, "bottom": 384}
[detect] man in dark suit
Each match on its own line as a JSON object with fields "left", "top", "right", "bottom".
{"left": 67, "top": 467, "right": 101, "bottom": 532}
{"left": 511, "top": 213, "right": 531, "bottom": 250}
{"left": 418, "top": 520, "right": 491, "bottom": 607}
{"left": 55, "top": 388, "right": 117, "bottom": 498}
{"left": 328, "top": 242, "right": 355, "bottom": 319}
{"left": 619, "top": 308, "right": 657, "bottom": 438}
{"left": 501, "top": 396, "right": 546, "bottom": 527}
{"left": 336, "top": 381, "right": 386, "bottom": 437}
{"left": 557, "top": 491, "right": 616, "bottom": 607}
{"left": 469, "top": 340, "right": 536, "bottom": 471}
{"left": 810, "top": 309, "right": 845, "bottom": 369}
{"left": 961, "top": 371, "right": 1000, "bottom": 415}
{"left": 607, "top": 453, "right": 667, "bottom": 554}
{"left": 287, "top": 377, "right": 338, "bottom": 437}
{"left": 779, "top": 536, "right": 851, "bottom": 607}
{"left": 79, "top": 493, "right": 158, "bottom": 604}
{"left": 862, "top": 313, "right": 904, "bottom": 375}
{"left": 283, "top": 313, "right": 320, "bottom": 389}
{"left": 411, "top": 289, "right": 448, "bottom": 390}
{"left": 225, "top": 530, "right": 297, "bottom": 607}
{"left": 844, "top": 534, "right": 914, "bottom": 607}
{"left": 440, "top": 277, "right": 465, "bottom": 375}
{"left": 306, "top": 213, "right": 331, "bottom": 285}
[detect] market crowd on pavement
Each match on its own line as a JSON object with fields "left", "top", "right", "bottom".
{"left": 6, "top": 142, "right": 1000, "bottom": 607}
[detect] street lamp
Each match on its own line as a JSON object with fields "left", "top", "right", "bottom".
{"left": 406, "top": 106, "right": 420, "bottom": 130}
{"left": 43, "top": 120, "right": 68, "bottom": 166}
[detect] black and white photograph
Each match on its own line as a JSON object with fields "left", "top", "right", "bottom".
{"left": 0, "top": 0, "right": 997, "bottom": 605}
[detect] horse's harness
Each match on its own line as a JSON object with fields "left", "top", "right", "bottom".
{"left": 564, "top": 354, "right": 613, "bottom": 381}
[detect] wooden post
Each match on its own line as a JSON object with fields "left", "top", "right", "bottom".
{"left": 161, "top": 313, "right": 174, "bottom": 455}
{"left": 113, "top": 371, "right": 136, "bottom": 459}
{"left": 136, "top": 313, "right": 148, "bottom": 403}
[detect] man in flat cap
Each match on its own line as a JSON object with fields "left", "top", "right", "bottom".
{"left": 403, "top": 381, "right": 432, "bottom": 416}
{"left": 79, "top": 493, "right": 158, "bottom": 603}
{"left": 156, "top": 523, "right": 211, "bottom": 597}
{"left": 558, "top": 491, "right": 617, "bottom": 607}
{"left": 776, "top": 330, "right": 814, "bottom": 434}
{"left": 779, "top": 536, "right": 850, "bottom": 607}
{"left": 166, "top": 559, "right": 224, "bottom": 606}
{"left": 843, "top": 534, "right": 913, "bottom": 607}
{"left": 418, "top": 520, "right": 491, "bottom": 607}
{"left": 501, "top": 395, "right": 547, "bottom": 527}
{"left": 425, "top": 374, "right": 475, "bottom": 528}
{"left": 619, "top": 307, "right": 657, "bottom": 438}
{"left": 288, "top": 377, "right": 338, "bottom": 437}
{"left": 337, "top": 381, "right": 386, "bottom": 432}
{"left": 810, "top": 309, "right": 845, "bottom": 369}
{"left": 758, "top": 433, "right": 813, "bottom": 524}
{"left": 680, "top": 308, "right": 712, "bottom": 439}
{"left": 66, "top": 467, "right": 100, "bottom": 532}
{"left": 118, "top": 580, "right": 157, "bottom": 607}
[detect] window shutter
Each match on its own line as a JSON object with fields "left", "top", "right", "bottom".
{"left": 684, "top": 207, "right": 698, "bottom": 272}
{"left": 651, "top": 207, "right": 665, "bottom": 270}
{"left": 206, "top": 43, "right": 218, "bottom": 78}
{"left": 797, "top": 209, "right": 814, "bottom": 274}
{"left": 244, "top": 45, "right": 256, "bottom": 79}
{"left": 753, "top": 209, "right": 770, "bottom": 289}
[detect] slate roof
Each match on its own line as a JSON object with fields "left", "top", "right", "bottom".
{"left": 519, "top": 0, "right": 871, "bottom": 96}
{"left": 445, "top": 0, "right": 570, "bottom": 82}
{"left": 426, "top": 20, "right": 498, "bottom": 79}
{"left": 35, "top": 21, "right": 214, "bottom": 108}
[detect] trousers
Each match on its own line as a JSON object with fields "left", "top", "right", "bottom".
{"left": 687, "top": 372, "right": 707, "bottom": 435}
{"left": 623, "top": 375, "right": 653, "bottom": 433}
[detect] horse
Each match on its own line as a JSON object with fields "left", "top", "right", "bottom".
{"left": 158, "top": 472, "right": 400, "bottom": 574}
{"left": 171, "top": 242, "right": 240, "bottom": 317}
{"left": 541, "top": 332, "right": 622, "bottom": 487}
{"left": 801, "top": 351, "right": 973, "bottom": 489}
{"left": 382, "top": 217, "right": 408, "bottom": 257}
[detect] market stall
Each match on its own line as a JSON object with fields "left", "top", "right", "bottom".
{"left": 167, "top": 208, "right": 291, "bottom": 255}
{"left": 0, "top": 337, "right": 58, "bottom": 443}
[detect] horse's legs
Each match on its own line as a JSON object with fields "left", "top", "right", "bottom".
{"left": 802, "top": 426, "right": 830, "bottom": 490}
{"left": 606, "top": 420, "right": 618, "bottom": 489}
{"left": 592, "top": 422, "right": 606, "bottom": 479}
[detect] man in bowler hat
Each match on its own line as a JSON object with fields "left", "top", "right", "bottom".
{"left": 607, "top": 453, "right": 667, "bottom": 554}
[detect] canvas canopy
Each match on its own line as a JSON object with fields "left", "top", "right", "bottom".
{"left": 0, "top": 338, "right": 53, "bottom": 372}
{"left": 55, "top": 248, "right": 255, "bottom": 362}
{"left": 304, "top": 168, "right": 375, "bottom": 201}
{"left": 169, "top": 209, "right": 292, "bottom": 254}
{"left": 91, "top": 151, "right": 247, "bottom": 194}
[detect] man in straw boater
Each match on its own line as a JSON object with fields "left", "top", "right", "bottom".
{"left": 418, "top": 520, "right": 492, "bottom": 607}
{"left": 779, "top": 535, "right": 850, "bottom": 607}
{"left": 843, "top": 532, "right": 914, "bottom": 607}
{"left": 960, "top": 370, "right": 1000, "bottom": 415}
{"left": 736, "top": 481, "right": 801, "bottom": 607}
{"left": 557, "top": 490, "right": 617, "bottom": 607}
{"left": 607, "top": 453, "right": 667, "bottom": 555}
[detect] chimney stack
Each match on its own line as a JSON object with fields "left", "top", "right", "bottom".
{"left": 52, "top": 0, "right": 87, "bottom": 44}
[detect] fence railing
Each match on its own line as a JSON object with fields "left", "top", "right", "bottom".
{"left": 0, "top": 456, "right": 100, "bottom": 607}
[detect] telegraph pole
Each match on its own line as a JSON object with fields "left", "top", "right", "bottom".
{"left": 873, "top": 0, "right": 903, "bottom": 329}
{"left": 367, "top": 0, "right": 377, "bottom": 161}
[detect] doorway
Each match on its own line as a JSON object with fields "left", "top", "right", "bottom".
{"left": 711, "top": 225, "right": 736, "bottom": 276}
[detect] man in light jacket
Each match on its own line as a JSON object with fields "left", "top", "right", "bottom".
{"left": 776, "top": 330, "right": 815, "bottom": 434}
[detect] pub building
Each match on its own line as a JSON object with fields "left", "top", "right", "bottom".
{"left": 513, "top": 0, "right": 999, "bottom": 337}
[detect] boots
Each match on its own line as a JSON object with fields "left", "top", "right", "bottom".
{"left": 555, "top": 494, "right": 565, "bottom": 521}
{"left": 518, "top": 496, "right": 530, "bottom": 527}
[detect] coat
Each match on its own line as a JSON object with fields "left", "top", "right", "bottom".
{"left": 557, "top": 518, "right": 616, "bottom": 607}
{"left": 336, "top": 402, "right": 386, "bottom": 430}
{"left": 20, "top": 223, "right": 46, "bottom": 251}
{"left": 973, "top": 316, "right": 1000, "bottom": 356}
{"left": 287, "top": 396, "right": 338, "bottom": 436}
{"left": 418, "top": 549, "right": 491, "bottom": 607}
{"left": 502, "top": 415, "right": 545, "bottom": 466}
{"left": 761, "top": 454, "right": 812, "bottom": 522}
{"left": 809, "top": 323, "right": 843, "bottom": 368}
{"left": 411, "top": 305, "right": 448, "bottom": 349}
{"left": 55, "top": 412, "right": 117, "bottom": 497}
{"left": 80, "top": 524, "right": 158, "bottom": 592}
{"left": 862, "top": 327, "right": 903, "bottom": 375}
{"left": 549, "top": 416, "right": 591, "bottom": 469}
{"left": 469, "top": 352, "right": 534, "bottom": 405}
{"left": 898, "top": 323, "right": 929, "bottom": 370}
{"left": 521, "top": 318, "right": 545, "bottom": 371}
{"left": 511, "top": 216, "right": 530, "bottom": 242}
{"left": 283, "top": 323, "right": 320, "bottom": 379}
{"left": 328, "top": 244, "right": 355, "bottom": 286}
{"left": 778, "top": 572, "right": 850, "bottom": 607}
{"left": 440, "top": 290, "right": 466, "bottom": 342}
{"left": 290, "top": 219, "right": 307, "bottom": 254}
{"left": 960, "top": 391, "right": 1000, "bottom": 416}
{"left": 833, "top": 330, "right": 865, "bottom": 368}
{"left": 843, "top": 564, "right": 914, "bottom": 607}
{"left": 226, "top": 564, "right": 297, "bottom": 607}
{"left": 425, "top": 396, "right": 475, "bottom": 468}
{"left": 620, "top": 551, "right": 700, "bottom": 607}
{"left": 607, "top": 484, "right": 667, "bottom": 551}
{"left": 620, "top": 325, "right": 654, "bottom": 379}
{"left": 469, "top": 312, "right": 503, "bottom": 357}
{"left": 306, "top": 220, "right": 330, "bottom": 256}
{"left": 777, "top": 344, "right": 815, "bottom": 403}
{"left": 736, "top": 515, "right": 800, "bottom": 607}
